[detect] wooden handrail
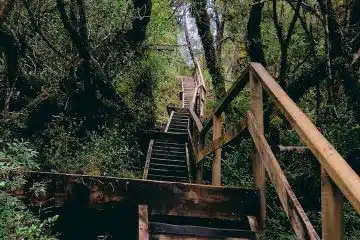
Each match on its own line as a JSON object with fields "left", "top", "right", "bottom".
{"left": 199, "top": 69, "right": 249, "bottom": 138}
{"left": 188, "top": 61, "right": 207, "bottom": 132}
{"left": 196, "top": 118, "right": 248, "bottom": 163}
{"left": 248, "top": 111, "right": 319, "bottom": 239}
{"left": 195, "top": 60, "right": 207, "bottom": 92}
{"left": 250, "top": 62, "right": 360, "bottom": 214}
{"left": 193, "top": 62, "right": 360, "bottom": 238}
{"left": 189, "top": 85, "right": 203, "bottom": 132}
{"left": 143, "top": 139, "right": 154, "bottom": 180}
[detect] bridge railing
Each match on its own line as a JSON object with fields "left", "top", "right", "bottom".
{"left": 195, "top": 62, "right": 360, "bottom": 239}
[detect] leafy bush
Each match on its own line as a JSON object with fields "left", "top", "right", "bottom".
{"left": 0, "top": 139, "right": 57, "bottom": 240}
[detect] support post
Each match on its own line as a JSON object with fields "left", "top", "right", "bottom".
{"left": 250, "top": 69, "right": 266, "bottom": 234}
{"left": 139, "top": 205, "right": 149, "bottom": 240}
{"left": 196, "top": 134, "right": 205, "bottom": 184}
{"left": 321, "top": 167, "right": 343, "bottom": 240}
{"left": 212, "top": 114, "right": 222, "bottom": 186}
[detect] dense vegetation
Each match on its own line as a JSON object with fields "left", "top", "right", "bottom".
{"left": 1, "top": 0, "right": 360, "bottom": 239}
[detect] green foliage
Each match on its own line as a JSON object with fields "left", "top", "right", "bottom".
{"left": 0, "top": 140, "right": 57, "bottom": 240}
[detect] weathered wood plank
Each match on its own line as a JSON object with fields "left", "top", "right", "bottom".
{"left": 212, "top": 115, "right": 222, "bottom": 186}
{"left": 165, "top": 111, "right": 174, "bottom": 132}
{"left": 250, "top": 62, "right": 360, "bottom": 214}
{"left": 149, "top": 222, "right": 256, "bottom": 239}
{"left": 139, "top": 205, "right": 149, "bottom": 240}
{"left": 189, "top": 85, "right": 204, "bottom": 132}
{"left": 185, "top": 143, "right": 192, "bottom": 183}
{"left": 143, "top": 139, "right": 154, "bottom": 179}
{"left": 321, "top": 168, "right": 343, "bottom": 240}
{"left": 196, "top": 134, "right": 205, "bottom": 184}
{"left": 153, "top": 234, "right": 251, "bottom": 240}
{"left": 195, "top": 60, "right": 207, "bottom": 92}
{"left": 199, "top": 69, "right": 249, "bottom": 138}
{"left": 247, "top": 111, "right": 319, "bottom": 240}
{"left": 144, "top": 130, "right": 188, "bottom": 142}
{"left": 189, "top": 107, "right": 203, "bottom": 132}
{"left": 196, "top": 118, "right": 248, "bottom": 163}
{"left": 13, "top": 172, "right": 260, "bottom": 219}
{"left": 249, "top": 69, "right": 266, "bottom": 235}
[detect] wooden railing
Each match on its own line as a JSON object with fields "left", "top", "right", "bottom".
{"left": 187, "top": 60, "right": 207, "bottom": 182}
{"left": 194, "top": 62, "right": 360, "bottom": 239}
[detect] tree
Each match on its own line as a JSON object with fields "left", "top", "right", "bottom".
{"left": 190, "top": 0, "right": 226, "bottom": 102}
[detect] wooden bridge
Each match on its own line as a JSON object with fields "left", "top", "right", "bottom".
{"left": 14, "top": 62, "right": 360, "bottom": 239}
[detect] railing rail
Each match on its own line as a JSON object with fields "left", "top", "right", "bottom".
{"left": 193, "top": 62, "right": 360, "bottom": 239}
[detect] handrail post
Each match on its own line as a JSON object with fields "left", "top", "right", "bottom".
{"left": 321, "top": 168, "right": 343, "bottom": 240}
{"left": 212, "top": 114, "right": 222, "bottom": 186}
{"left": 196, "top": 134, "right": 205, "bottom": 184}
{"left": 250, "top": 68, "right": 266, "bottom": 234}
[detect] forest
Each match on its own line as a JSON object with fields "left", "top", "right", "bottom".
{"left": 0, "top": 0, "right": 360, "bottom": 239}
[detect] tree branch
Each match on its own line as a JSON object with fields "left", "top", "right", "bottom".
{"left": 22, "top": 0, "right": 69, "bottom": 59}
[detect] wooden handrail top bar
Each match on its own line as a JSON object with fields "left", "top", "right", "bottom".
{"left": 195, "top": 60, "right": 207, "bottom": 92}
{"left": 196, "top": 118, "right": 248, "bottom": 163}
{"left": 250, "top": 62, "right": 360, "bottom": 214}
{"left": 200, "top": 68, "right": 249, "bottom": 138}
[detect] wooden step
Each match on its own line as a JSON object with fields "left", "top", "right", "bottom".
{"left": 151, "top": 151, "right": 186, "bottom": 158}
{"left": 168, "top": 125, "right": 188, "bottom": 131}
{"left": 152, "top": 149, "right": 186, "bottom": 155}
{"left": 168, "top": 124, "right": 188, "bottom": 129}
{"left": 149, "top": 223, "right": 256, "bottom": 239}
{"left": 151, "top": 158, "right": 187, "bottom": 166}
{"left": 149, "top": 215, "right": 252, "bottom": 230}
{"left": 167, "top": 128, "right": 188, "bottom": 133}
{"left": 169, "top": 123, "right": 188, "bottom": 128}
{"left": 153, "top": 145, "right": 185, "bottom": 151}
{"left": 147, "top": 174, "right": 188, "bottom": 182}
{"left": 155, "top": 142, "right": 185, "bottom": 147}
{"left": 149, "top": 168, "right": 188, "bottom": 176}
{"left": 150, "top": 163, "right": 187, "bottom": 169}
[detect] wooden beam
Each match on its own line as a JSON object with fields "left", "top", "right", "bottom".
{"left": 165, "top": 111, "right": 174, "bottom": 132}
{"left": 149, "top": 222, "right": 256, "bottom": 239}
{"left": 199, "top": 69, "right": 249, "bottom": 138}
{"left": 212, "top": 115, "right": 222, "bottom": 186}
{"left": 143, "top": 139, "right": 154, "bottom": 179}
{"left": 14, "top": 172, "right": 260, "bottom": 219}
{"left": 196, "top": 134, "right": 205, "bottom": 184}
{"left": 185, "top": 143, "right": 192, "bottom": 183}
{"left": 196, "top": 118, "right": 248, "bottom": 163}
{"left": 321, "top": 168, "right": 343, "bottom": 240}
{"left": 189, "top": 108, "right": 203, "bottom": 132}
{"left": 139, "top": 205, "right": 149, "bottom": 240}
{"left": 249, "top": 69, "right": 266, "bottom": 234}
{"left": 248, "top": 112, "right": 320, "bottom": 240}
{"left": 195, "top": 60, "right": 207, "bottom": 92}
{"left": 143, "top": 131, "right": 188, "bottom": 142}
{"left": 250, "top": 62, "right": 360, "bottom": 214}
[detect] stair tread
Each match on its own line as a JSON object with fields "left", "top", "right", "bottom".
{"left": 152, "top": 149, "right": 186, "bottom": 154}
{"left": 149, "top": 222, "right": 256, "bottom": 239}
{"left": 149, "top": 168, "right": 188, "bottom": 175}
{"left": 155, "top": 142, "right": 185, "bottom": 146}
{"left": 148, "top": 174, "right": 188, "bottom": 180}
{"left": 151, "top": 152, "right": 186, "bottom": 157}
{"left": 169, "top": 123, "right": 188, "bottom": 127}
{"left": 153, "top": 146, "right": 185, "bottom": 151}
{"left": 149, "top": 215, "right": 252, "bottom": 230}
{"left": 150, "top": 163, "right": 187, "bottom": 168}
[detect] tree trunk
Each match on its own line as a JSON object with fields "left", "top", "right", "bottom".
{"left": 247, "top": 0, "right": 266, "bottom": 65}
{"left": 190, "top": 0, "right": 226, "bottom": 102}
{"left": 318, "top": 0, "right": 360, "bottom": 120}
{"left": 183, "top": 13, "right": 196, "bottom": 66}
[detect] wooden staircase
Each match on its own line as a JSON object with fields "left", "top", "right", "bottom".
{"left": 12, "top": 62, "right": 360, "bottom": 240}
{"left": 143, "top": 76, "right": 258, "bottom": 239}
